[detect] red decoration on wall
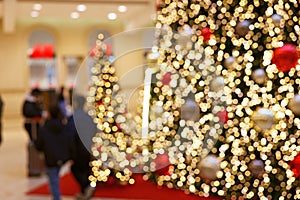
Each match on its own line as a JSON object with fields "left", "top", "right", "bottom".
{"left": 272, "top": 44, "right": 299, "bottom": 72}
{"left": 162, "top": 72, "right": 172, "bottom": 86}
{"left": 30, "top": 44, "right": 55, "bottom": 58}
{"left": 201, "top": 27, "right": 213, "bottom": 42}
{"left": 289, "top": 153, "right": 300, "bottom": 178}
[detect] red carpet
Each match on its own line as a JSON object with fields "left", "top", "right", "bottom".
{"left": 26, "top": 173, "right": 221, "bottom": 200}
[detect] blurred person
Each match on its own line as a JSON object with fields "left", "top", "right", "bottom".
{"left": 57, "top": 86, "right": 69, "bottom": 118}
{"left": 0, "top": 95, "right": 3, "bottom": 146}
{"left": 22, "top": 88, "right": 44, "bottom": 141}
{"left": 35, "top": 104, "right": 72, "bottom": 200}
{"left": 69, "top": 95, "right": 97, "bottom": 200}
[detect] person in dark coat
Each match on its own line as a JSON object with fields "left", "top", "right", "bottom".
{"left": 35, "top": 104, "right": 72, "bottom": 200}
{"left": 69, "top": 95, "right": 97, "bottom": 200}
{"left": 22, "top": 88, "right": 43, "bottom": 141}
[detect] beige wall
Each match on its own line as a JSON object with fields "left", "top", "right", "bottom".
{"left": 0, "top": 20, "right": 151, "bottom": 119}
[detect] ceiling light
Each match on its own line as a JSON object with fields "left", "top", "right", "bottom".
{"left": 118, "top": 5, "right": 127, "bottom": 13}
{"left": 107, "top": 12, "right": 117, "bottom": 20}
{"left": 70, "top": 12, "right": 80, "bottom": 19}
{"left": 33, "top": 3, "right": 42, "bottom": 11}
{"left": 77, "top": 4, "right": 87, "bottom": 12}
{"left": 31, "top": 11, "right": 39, "bottom": 18}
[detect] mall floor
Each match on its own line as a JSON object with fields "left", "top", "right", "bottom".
{"left": 0, "top": 117, "right": 128, "bottom": 200}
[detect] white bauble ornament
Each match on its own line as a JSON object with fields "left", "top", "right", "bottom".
{"left": 252, "top": 69, "right": 267, "bottom": 84}
{"left": 252, "top": 108, "right": 276, "bottom": 130}
{"left": 236, "top": 20, "right": 251, "bottom": 37}
{"left": 224, "top": 56, "right": 235, "bottom": 69}
{"left": 271, "top": 14, "right": 282, "bottom": 26}
{"left": 289, "top": 95, "right": 300, "bottom": 116}
{"left": 249, "top": 159, "right": 264, "bottom": 178}
{"left": 177, "top": 25, "right": 194, "bottom": 49}
{"left": 181, "top": 99, "right": 200, "bottom": 121}
{"left": 210, "top": 76, "right": 225, "bottom": 92}
{"left": 198, "top": 155, "right": 220, "bottom": 181}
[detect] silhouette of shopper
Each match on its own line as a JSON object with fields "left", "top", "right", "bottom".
{"left": 69, "top": 95, "right": 97, "bottom": 200}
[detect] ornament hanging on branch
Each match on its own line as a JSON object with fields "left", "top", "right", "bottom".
{"left": 236, "top": 20, "right": 251, "bottom": 37}
{"left": 197, "top": 155, "right": 220, "bottom": 181}
{"left": 272, "top": 44, "right": 299, "bottom": 72}
{"left": 177, "top": 25, "right": 194, "bottom": 49}
{"left": 289, "top": 153, "right": 300, "bottom": 178}
{"left": 210, "top": 76, "right": 225, "bottom": 92}
{"left": 155, "top": 0, "right": 162, "bottom": 11}
{"left": 252, "top": 108, "right": 276, "bottom": 131}
{"left": 289, "top": 94, "right": 300, "bottom": 116}
{"left": 200, "top": 27, "right": 213, "bottom": 42}
{"left": 181, "top": 98, "right": 200, "bottom": 121}
{"left": 252, "top": 69, "right": 267, "bottom": 85}
{"left": 162, "top": 72, "right": 172, "bottom": 86}
{"left": 217, "top": 110, "right": 229, "bottom": 124}
{"left": 249, "top": 159, "right": 265, "bottom": 178}
{"left": 154, "top": 153, "right": 171, "bottom": 176}
{"left": 224, "top": 56, "right": 236, "bottom": 69}
{"left": 271, "top": 14, "right": 282, "bottom": 26}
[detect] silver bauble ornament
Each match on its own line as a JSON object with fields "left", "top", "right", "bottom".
{"left": 252, "top": 108, "right": 276, "bottom": 130}
{"left": 181, "top": 99, "right": 200, "bottom": 121}
{"left": 249, "top": 159, "right": 264, "bottom": 178}
{"left": 252, "top": 69, "right": 267, "bottom": 84}
{"left": 224, "top": 56, "right": 235, "bottom": 69}
{"left": 198, "top": 155, "right": 220, "bottom": 181}
{"left": 210, "top": 76, "right": 225, "bottom": 92}
{"left": 271, "top": 14, "right": 282, "bottom": 26}
{"left": 236, "top": 20, "right": 251, "bottom": 37}
{"left": 289, "top": 95, "right": 300, "bottom": 116}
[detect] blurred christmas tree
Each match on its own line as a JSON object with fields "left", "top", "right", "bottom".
{"left": 87, "top": 34, "right": 145, "bottom": 186}
{"left": 146, "top": 0, "right": 300, "bottom": 199}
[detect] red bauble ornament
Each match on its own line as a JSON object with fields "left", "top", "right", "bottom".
{"left": 162, "top": 72, "right": 172, "bottom": 86}
{"left": 155, "top": 153, "right": 170, "bottom": 176}
{"left": 217, "top": 110, "right": 229, "bottom": 124}
{"left": 105, "top": 43, "right": 112, "bottom": 56}
{"left": 155, "top": 0, "right": 162, "bottom": 11}
{"left": 89, "top": 45, "right": 97, "bottom": 58}
{"left": 289, "top": 153, "right": 300, "bottom": 178}
{"left": 272, "top": 44, "right": 299, "bottom": 72}
{"left": 201, "top": 27, "right": 213, "bottom": 42}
